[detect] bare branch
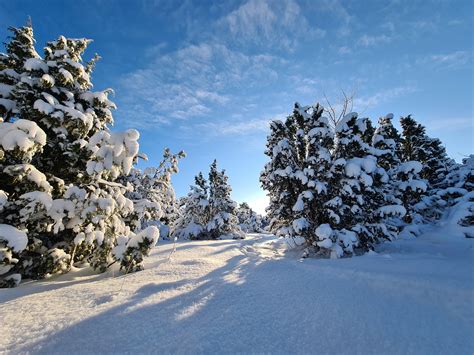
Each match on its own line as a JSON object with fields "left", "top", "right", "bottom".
{"left": 323, "top": 89, "right": 357, "bottom": 130}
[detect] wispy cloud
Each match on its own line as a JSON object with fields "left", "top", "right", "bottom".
{"left": 119, "top": 42, "right": 285, "bottom": 126}
{"left": 411, "top": 20, "right": 437, "bottom": 31}
{"left": 447, "top": 19, "right": 464, "bottom": 26}
{"left": 338, "top": 46, "right": 351, "bottom": 55}
{"left": 421, "top": 51, "right": 472, "bottom": 69}
{"left": 195, "top": 90, "right": 230, "bottom": 104}
{"left": 219, "top": 0, "right": 325, "bottom": 51}
{"left": 354, "top": 85, "right": 417, "bottom": 111}
{"left": 194, "top": 113, "right": 287, "bottom": 136}
{"left": 429, "top": 117, "right": 473, "bottom": 131}
{"left": 358, "top": 34, "right": 392, "bottom": 47}
{"left": 309, "top": 0, "right": 352, "bottom": 37}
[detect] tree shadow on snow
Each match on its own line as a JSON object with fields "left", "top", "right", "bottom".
{"left": 17, "top": 253, "right": 317, "bottom": 354}
{"left": 13, "top": 236, "right": 474, "bottom": 354}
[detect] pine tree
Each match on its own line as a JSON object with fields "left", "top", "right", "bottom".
{"left": 173, "top": 161, "right": 242, "bottom": 240}
{"left": 423, "top": 137, "right": 454, "bottom": 188}
{"left": 236, "top": 202, "right": 264, "bottom": 233}
{"left": 369, "top": 114, "right": 407, "bottom": 233}
{"left": 400, "top": 115, "right": 452, "bottom": 187}
{"left": 261, "top": 100, "right": 465, "bottom": 256}
{"left": 398, "top": 115, "right": 456, "bottom": 226}
{"left": 372, "top": 114, "right": 401, "bottom": 172}
{"left": 122, "top": 148, "right": 185, "bottom": 234}
{"left": 260, "top": 120, "right": 287, "bottom": 233}
{"left": 290, "top": 103, "right": 333, "bottom": 245}
{"left": 260, "top": 117, "right": 298, "bottom": 236}
{"left": 361, "top": 117, "right": 376, "bottom": 145}
{"left": 419, "top": 155, "right": 474, "bottom": 236}
{"left": 207, "top": 160, "right": 243, "bottom": 239}
{"left": 318, "top": 114, "right": 370, "bottom": 256}
{"left": 0, "top": 23, "right": 163, "bottom": 287}
{"left": 0, "top": 24, "right": 39, "bottom": 123}
{"left": 172, "top": 172, "right": 210, "bottom": 240}
{"left": 261, "top": 103, "right": 404, "bottom": 258}
{"left": 392, "top": 161, "right": 427, "bottom": 225}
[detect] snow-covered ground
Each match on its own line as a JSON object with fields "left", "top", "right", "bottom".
{"left": 1, "top": 229, "right": 473, "bottom": 354}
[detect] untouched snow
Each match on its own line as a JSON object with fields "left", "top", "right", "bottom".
{"left": 1, "top": 229, "right": 473, "bottom": 354}
{"left": 0, "top": 224, "right": 28, "bottom": 251}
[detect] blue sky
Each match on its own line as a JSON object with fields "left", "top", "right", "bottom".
{"left": 1, "top": 0, "right": 472, "bottom": 213}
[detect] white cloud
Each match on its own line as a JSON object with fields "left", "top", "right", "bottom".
{"left": 354, "top": 85, "right": 417, "bottom": 110}
{"left": 429, "top": 117, "right": 473, "bottom": 131}
{"left": 225, "top": 0, "right": 277, "bottom": 39}
{"left": 307, "top": 0, "right": 351, "bottom": 37}
{"left": 338, "top": 46, "right": 351, "bottom": 55}
{"left": 358, "top": 34, "right": 392, "bottom": 47}
{"left": 411, "top": 20, "right": 437, "bottom": 31}
{"left": 447, "top": 19, "right": 463, "bottom": 26}
{"left": 120, "top": 42, "right": 285, "bottom": 126}
{"left": 195, "top": 90, "right": 230, "bottom": 104}
{"left": 196, "top": 114, "right": 286, "bottom": 136}
{"left": 220, "top": 0, "right": 325, "bottom": 50}
{"left": 427, "top": 51, "right": 471, "bottom": 69}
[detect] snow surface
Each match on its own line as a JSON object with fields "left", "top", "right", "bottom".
{"left": 0, "top": 229, "right": 473, "bottom": 354}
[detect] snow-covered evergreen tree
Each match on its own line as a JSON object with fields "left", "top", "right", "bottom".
{"left": 261, "top": 103, "right": 405, "bottom": 258}
{"left": 370, "top": 114, "right": 407, "bottom": 232}
{"left": 260, "top": 117, "right": 298, "bottom": 236}
{"left": 400, "top": 115, "right": 453, "bottom": 188}
{"left": 393, "top": 161, "right": 427, "bottom": 225}
{"left": 0, "top": 24, "right": 40, "bottom": 123}
{"left": 260, "top": 98, "right": 469, "bottom": 257}
{"left": 172, "top": 172, "right": 210, "bottom": 240}
{"left": 289, "top": 103, "right": 333, "bottom": 245}
{"left": 236, "top": 202, "right": 264, "bottom": 233}
{"left": 0, "top": 23, "right": 162, "bottom": 287}
{"left": 173, "top": 161, "right": 243, "bottom": 240}
{"left": 440, "top": 155, "right": 473, "bottom": 236}
{"left": 207, "top": 160, "right": 243, "bottom": 239}
{"left": 122, "top": 148, "right": 185, "bottom": 234}
{"left": 418, "top": 155, "right": 473, "bottom": 237}
{"left": 317, "top": 114, "right": 399, "bottom": 257}
{"left": 372, "top": 114, "right": 401, "bottom": 172}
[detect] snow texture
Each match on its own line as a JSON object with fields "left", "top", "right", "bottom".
{"left": 0, "top": 230, "right": 472, "bottom": 354}
{"left": 24, "top": 58, "right": 48, "bottom": 72}
{"left": 0, "top": 119, "right": 46, "bottom": 154}
{"left": 0, "top": 224, "right": 28, "bottom": 252}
